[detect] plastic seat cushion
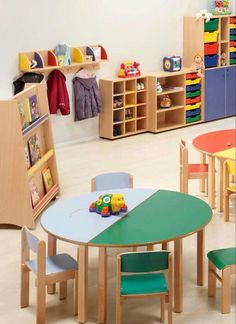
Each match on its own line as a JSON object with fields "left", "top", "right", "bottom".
{"left": 26, "top": 253, "right": 78, "bottom": 275}
{"left": 227, "top": 184, "right": 236, "bottom": 193}
{"left": 207, "top": 247, "right": 236, "bottom": 270}
{"left": 188, "top": 163, "right": 208, "bottom": 173}
{"left": 120, "top": 273, "right": 168, "bottom": 295}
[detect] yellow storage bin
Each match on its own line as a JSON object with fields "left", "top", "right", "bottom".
{"left": 204, "top": 31, "right": 219, "bottom": 43}
{"left": 229, "top": 24, "right": 236, "bottom": 29}
{"left": 185, "top": 78, "right": 201, "bottom": 86}
{"left": 186, "top": 102, "right": 201, "bottom": 111}
{"left": 230, "top": 47, "right": 236, "bottom": 53}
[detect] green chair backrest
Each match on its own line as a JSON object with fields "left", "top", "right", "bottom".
{"left": 120, "top": 251, "right": 170, "bottom": 273}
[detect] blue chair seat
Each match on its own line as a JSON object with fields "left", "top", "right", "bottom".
{"left": 26, "top": 253, "right": 78, "bottom": 275}
{"left": 120, "top": 273, "right": 168, "bottom": 295}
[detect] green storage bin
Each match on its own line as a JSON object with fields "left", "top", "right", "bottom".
{"left": 230, "top": 35, "right": 236, "bottom": 41}
{"left": 186, "top": 90, "right": 201, "bottom": 98}
{"left": 230, "top": 58, "right": 236, "bottom": 65}
{"left": 186, "top": 114, "right": 201, "bottom": 124}
{"left": 204, "top": 18, "right": 219, "bottom": 32}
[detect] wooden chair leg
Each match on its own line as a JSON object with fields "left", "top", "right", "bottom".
{"left": 221, "top": 267, "right": 231, "bottom": 314}
{"left": 59, "top": 281, "right": 67, "bottom": 300}
{"left": 116, "top": 295, "right": 122, "bottom": 324}
{"left": 36, "top": 281, "right": 46, "bottom": 324}
{"left": 73, "top": 272, "right": 78, "bottom": 315}
{"left": 168, "top": 293, "right": 172, "bottom": 324}
{"left": 160, "top": 296, "right": 165, "bottom": 323}
{"left": 208, "top": 260, "right": 216, "bottom": 297}
{"left": 200, "top": 153, "right": 206, "bottom": 193}
{"left": 20, "top": 266, "right": 30, "bottom": 307}
{"left": 224, "top": 192, "right": 230, "bottom": 222}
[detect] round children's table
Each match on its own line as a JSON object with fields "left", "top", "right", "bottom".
{"left": 41, "top": 188, "right": 212, "bottom": 324}
{"left": 193, "top": 129, "right": 236, "bottom": 210}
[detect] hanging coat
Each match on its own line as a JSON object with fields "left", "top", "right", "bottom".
{"left": 47, "top": 70, "right": 70, "bottom": 115}
{"left": 73, "top": 77, "right": 102, "bottom": 121}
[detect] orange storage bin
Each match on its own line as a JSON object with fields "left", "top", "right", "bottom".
{"left": 230, "top": 17, "right": 236, "bottom": 23}
{"left": 204, "top": 42, "right": 219, "bottom": 55}
{"left": 186, "top": 96, "right": 201, "bottom": 105}
{"left": 230, "top": 41, "right": 236, "bottom": 47}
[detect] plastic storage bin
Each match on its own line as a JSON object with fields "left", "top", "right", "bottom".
{"left": 230, "top": 17, "right": 236, "bottom": 23}
{"left": 230, "top": 41, "right": 236, "bottom": 47}
{"left": 186, "top": 102, "right": 201, "bottom": 111}
{"left": 230, "top": 29, "right": 236, "bottom": 35}
{"left": 204, "top": 42, "right": 219, "bottom": 55}
{"left": 204, "top": 31, "right": 219, "bottom": 43}
{"left": 185, "top": 78, "right": 201, "bottom": 86}
{"left": 229, "top": 24, "right": 236, "bottom": 29}
{"left": 186, "top": 96, "right": 201, "bottom": 105}
{"left": 186, "top": 73, "right": 198, "bottom": 80}
{"left": 230, "top": 47, "right": 236, "bottom": 52}
{"left": 204, "top": 54, "right": 218, "bottom": 68}
{"left": 204, "top": 19, "right": 219, "bottom": 32}
{"left": 186, "top": 90, "right": 201, "bottom": 99}
{"left": 230, "top": 52, "right": 236, "bottom": 59}
{"left": 186, "top": 108, "right": 201, "bottom": 118}
{"left": 230, "top": 58, "right": 236, "bottom": 65}
{"left": 230, "top": 35, "right": 236, "bottom": 41}
{"left": 186, "top": 84, "right": 201, "bottom": 92}
{"left": 186, "top": 114, "right": 201, "bottom": 124}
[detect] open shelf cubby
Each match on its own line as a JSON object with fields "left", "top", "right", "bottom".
{"left": 157, "top": 108, "right": 185, "bottom": 132}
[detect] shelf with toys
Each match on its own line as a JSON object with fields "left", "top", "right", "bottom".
{"left": 0, "top": 84, "right": 59, "bottom": 228}
{"left": 19, "top": 45, "right": 108, "bottom": 75}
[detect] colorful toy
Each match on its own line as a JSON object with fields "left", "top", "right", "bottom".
{"left": 160, "top": 95, "right": 171, "bottom": 109}
{"left": 196, "top": 9, "right": 213, "bottom": 22}
{"left": 89, "top": 193, "right": 128, "bottom": 217}
{"left": 118, "top": 61, "right": 141, "bottom": 78}
{"left": 163, "top": 56, "right": 182, "bottom": 72}
{"left": 156, "top": 80, "right": 163, "bottom": 93}
{"left": 221, "top": 52, "right": 227, "bottom": 66}
{"left": 190, "top": 54, "right": 205, "bottom": 77}
{"left": 211, "top": 0, "right": 231, "bottom": 15}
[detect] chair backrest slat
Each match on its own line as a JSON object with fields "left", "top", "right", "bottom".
{"left": 92, "top": 172, "right": 132, "bottom": 192}
{"left": 226, "top": 160, "right": 236, "bottom": 176}
{"left": 120, "top": 251, "right": 170, "bottom": 273}
{"left": 23, "top": 227, "right": 39, "bottom": 253}
{"left": 180, "top": 139, "right": 188, "bottom": 168}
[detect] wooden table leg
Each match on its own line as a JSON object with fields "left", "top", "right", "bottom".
{"left": 47, "top": 234, "right": 56, "bottom": 294}
{"left": 200, "top": 153, "right": 206, "bottom": 193}
{"left": 78, "top": 245, "right": 88, "bottom": 324}
{"left": 98, "top": 247, "right": 107, "bottom": 324}
{"left": 197, "top": 229, "right": 205, "bottom": 286}
{"left": 208, "top": 155, "right": 215, "bottom": 209}
{"left": 216, "top": 158, "right": 224, "bottom": 212}
{"left": 174, "top": 239, "right": 183, "bottom": 313}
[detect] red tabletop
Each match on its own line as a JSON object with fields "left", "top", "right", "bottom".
{"left": 193, "top": 129, "right": 236, "bottom": 154}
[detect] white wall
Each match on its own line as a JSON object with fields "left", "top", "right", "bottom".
{"left": 0, "top": 0, "right": 235, "bottom": 144}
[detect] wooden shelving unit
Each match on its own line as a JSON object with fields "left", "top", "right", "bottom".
{"left": 19, "top": 45, "right": 108, "bottom": 75}
{"left": 99, "top": 76, "right": 148, "bottom": 139}
{"left": 0, "top": 84, "right": 59, "bottom": 228}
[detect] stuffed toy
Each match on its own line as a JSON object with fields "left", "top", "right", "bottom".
{"left": 196, "top": 9, "right": 213, "bottom": 22}
{"left": 190, "top": 54, "right": 205, "bottom": 78}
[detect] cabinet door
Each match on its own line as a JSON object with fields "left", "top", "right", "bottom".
{"left": 226, "top": 66, "right": 236, "bottom": 117}
{"left": 205, "top": 68, "right": 226, "bottom": 121}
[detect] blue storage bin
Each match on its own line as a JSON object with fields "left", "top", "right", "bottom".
{"left": 186, "top": 108, "right": 201, "bottom": 118}
{"left": 230, "top": 52, "right": 236, "bottom": 59}
{"left": 204, "top": 54, "right": 218, "bottom": 68}
{"left": 230, "top": 29, "right": 236, "bottom": 35}
{"left": 186, "top": 83, "right": 201, "bottom": 92}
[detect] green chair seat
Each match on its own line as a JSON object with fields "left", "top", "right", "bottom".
{"left": 120, "top": 273, "right": 168, "bottom": 295}
{"left": 207, "top": 247, "right": 236, "bottom": 270}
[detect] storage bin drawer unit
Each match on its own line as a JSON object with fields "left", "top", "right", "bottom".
{"left": 230, "top": 35, "right": 236, "bottom": 41}
{"left": 230, "top": 52, "right": 236, "bottom": 59}
{"left": 230, "top": 41, "right": 236, "bottom": 47}
{"left": 230, "top": 47, "right": 236, "bottom": 53}
{"left": 185, "top": 77, "right": 201, "bottom": 86}
{"left": 186, "top": 83, "right": 201, "bottom": 92}
{"left": 186, "top": 90, "right": 201, "bottom": 98}
{"left": 230, "top": 58, "right": 236, "bottom": 65}
{"left": 186, "top": 96, "right": 201, "bottom": 105}
{"left": 204, "top": 42, "right": 219, "bottom": 55}
{"left": 204, "top": 54, "right": 218, "bottom": 68}
{"left": 204, "top": 18, "right": 219, "bottom": 32}
{"left": 230, "top": 17, "right": 236, "bottom": 23}
{"left": 186, "top": 108, "right": 201, "bottom": 118}
{"left": 186, "top": 102, "right": 201, "bottom": 111}
{"left": 230, "top": 29, "right": 236, "bottom": 35}
{"left": 204, "top": 31, "right": 219, "bottom": 43}
{"left": 186, "top": 115, "right": 201, "bottom": 124}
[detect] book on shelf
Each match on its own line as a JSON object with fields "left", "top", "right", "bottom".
{"left": 29, "top": 94, "right": 40, "bottom": 122}
{"left": 29, "top": 179, "right": 40, "bottom": 207}
{"left": 24, "top": 145, "right": 31, "bottom": 169}
{"left": 42, "top": 167, "right": 54, "bottom": 192}
{"left": 28, "top": 134, "right": 41, "bottom": 166}
{"left": 18, "top": 101, "right": 29, "bottom": 130}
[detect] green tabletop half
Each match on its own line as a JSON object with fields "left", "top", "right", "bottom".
{"left": 90, "top": 190, "right": 212, "bottom": 246}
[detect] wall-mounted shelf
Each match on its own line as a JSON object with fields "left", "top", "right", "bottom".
{"left": 19, "top": 45, "right": 108, "bottom": 74}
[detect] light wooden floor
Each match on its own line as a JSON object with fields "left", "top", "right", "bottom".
{"left": 0, "top": 118, "right": 235, "bottom": 324}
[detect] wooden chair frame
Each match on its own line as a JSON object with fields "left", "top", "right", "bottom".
{"left": 116, "top": 252, "right": 172, "bottom": 324}
{"left": 20, "top": 227, "right": 78, "bottom": 324}
{"left": 180, "top": 139, "right": 208, "bottom": 194}
{"left": 208, "top": 260, "right": 236, "bottom": 313}
{"left": 223, "top": 160, "right": 236, "bottom": 222}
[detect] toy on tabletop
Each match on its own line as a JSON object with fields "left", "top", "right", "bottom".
{"left": 221, "top": 52, "right": 227, "bottom": 66}
{"left": 163, "top": 56, "right": 182, "bottom": 72}
{"left": 160, "top": 95, "right": 172, "bottom": 109}
{"left": 118, "top": 61, "right": 141, "bottom": 78}
{"left": 156, "top": 80, "right": 163, "bottom": 93}
{"left": 211, "top": 0, "right": 231, "bottom": 15}
{"left": 190, "top": 54, "right": 205, "bottom": 78}
{"left": 89, "top": 193, "right": 128, "bottom": 217}
{"left": 196, "top": 9, "right": 213, "bottom": 22}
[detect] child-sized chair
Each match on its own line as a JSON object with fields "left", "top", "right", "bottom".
{"left": 91, "top": 172, "right": 133, "bottom": 192}
{"left": 116, "top": 251, "right": 172, "bottom": 324}
{"left": 180, "top": 139, "right": 208, "bottom": 194}
{"left": 20, "top": 227, "right": 78, "bottom": 324}
{"left": 223, "top": 160, "right": 236, "bottom": 221}
{"left": 207, "top": 247, "right": 236, "bottom": 314}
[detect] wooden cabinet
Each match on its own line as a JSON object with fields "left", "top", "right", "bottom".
{"left": 205, "top": 66, "right": 236, "bottom": 121}
{"left": 0, "top": 84, "right": 59, "bottom": 228}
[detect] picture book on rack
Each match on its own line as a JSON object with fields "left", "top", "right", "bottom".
{"left": 18, "top": 101, "right": 28, "bottom": 129}
{"left": 29, "top": 179, "right": 40, "bottom": 207}
{"left": 42, "top": 167, "right": 54, "bottom": 192}
{"left": 24, "top": 145, "right": 31, "bottom": 169}
{"left": 29, "top": 94, "right": 40, "bottom": 121}
{"left": 28, "top": 134, "right": 41, "bottom": 166}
